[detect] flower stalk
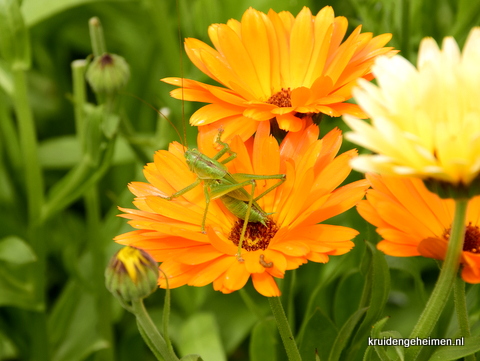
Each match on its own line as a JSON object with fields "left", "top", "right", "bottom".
{"left": 131, "top": 299, "right": 180, "bottom": 361}
{"left": 269, "top": 296, "right": 302, "bottom": 361}
{"left": 406, "top": 198, "right": 469, "bottom": 360}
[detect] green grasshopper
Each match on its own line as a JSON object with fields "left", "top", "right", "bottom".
{"left": 160, "top": 129, "right": 285, "bottom": 261}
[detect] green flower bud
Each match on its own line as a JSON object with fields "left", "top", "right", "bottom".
{"left": 86, "top": 53, "right": 130, "bottom": 94}
{"left": 105, "top": 246, "right": 159, "bottom": 302}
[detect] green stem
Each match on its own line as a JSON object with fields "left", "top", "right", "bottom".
{"left": 13, "top": 68, "right": 44, "bottom": 223}
{"left": 400, "top": 0, "right": 410, "bottom": 60}
{"left": 454, "top": 277, "right": 475, "bottom": 361}
{"left": 268, "top": 296, "right": 302, "bottom": 361}
{"left": 131, "top": 299, "right": 180, "bottom": 361}
{"left": 406, "top": 198, "right": 469, "bottom": 360}
{"left": 89, "top": 17, "right": 107, "bottom": 56}
{"left": 13, "top": 66, "right": 49, "bottom": 361}
{"left": 71, "top": 60, "right": 87, "bottom": 143}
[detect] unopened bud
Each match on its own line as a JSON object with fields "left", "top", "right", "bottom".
{"left": 105, "top": 246, "right": 159, "bottom": 302}
{"left": 86, "top": 53, "right": 130, "bottom": 93}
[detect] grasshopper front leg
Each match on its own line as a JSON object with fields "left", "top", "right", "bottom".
{"left": 213, "top": 129, "right": 237, "bottom": 164}
{"left": 159, "top": 178, "right": 202, "bottom": 201}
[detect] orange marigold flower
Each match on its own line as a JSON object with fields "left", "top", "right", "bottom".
{"left": 115, "top": 122, "right": 369, "bottom": 296}
{"left": 358, "top": 174, "right": 480, "bottom": 283}
{"left": 162, "top": 6, "right": 396, "bottom": 143}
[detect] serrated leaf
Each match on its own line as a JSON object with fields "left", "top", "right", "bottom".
{"left": 178, "top": 312, "right": 226, "bottom": 361}
{"left": 250, "top": 318, "right": 277, "bottom": 361}
{"left": 0, "top": 235, "right": 36, "bottom": 264}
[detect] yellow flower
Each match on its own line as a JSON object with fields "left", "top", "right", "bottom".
{"left": 358, "top": 174, "right": 480, "bottom": 283}
{"left": 163, "top": 6, "right": 395, "bottom": 144}
{"left": 344, "top": 28, "right": 480, "bottom": 191}
{"left": 115, "top": 123, "right": 368, "bottom": 296}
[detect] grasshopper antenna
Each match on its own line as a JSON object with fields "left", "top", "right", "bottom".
{"left": 176, "top": 0, "right": 188, "bottom": 150}
{"left": 121, "top": 91, "right": 184, "bottom": 146}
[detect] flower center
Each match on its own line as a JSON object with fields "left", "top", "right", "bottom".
{"left": 444, "top": 222, "right": 480, "bottom": 253}
{"left": 228, "top": 219, "right": 278, "bottom": 252}
{"left": 462, "top": 223, "right": 480, "bottom": 253}
{"left": 267, "top": 88, "right": 292, "bottom": 108}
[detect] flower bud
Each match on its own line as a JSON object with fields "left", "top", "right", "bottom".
{"left": 86, "top": 53, "right": 130, "bottom": 94}
{"left": 105, "top": 246, "right": 159, "bottom": 302}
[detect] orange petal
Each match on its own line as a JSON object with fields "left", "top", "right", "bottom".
{"left": 251, "top": 272, "right": 281, "bottom": 296}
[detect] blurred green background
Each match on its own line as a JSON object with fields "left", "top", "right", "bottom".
{"left": 1, "top": 0, "right": 480, "bottom": 360}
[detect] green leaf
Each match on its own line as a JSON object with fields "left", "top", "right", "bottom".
{"left": 328, "top": 307, "right": 368, "bottom": 361}
{"left": 0, "top": 330, "right": 17, "bottom": 359}
{"left": 0, "top": 59, "right": 13, "bottom": 95}
{"left": 48, "top": 280, "right": 109, "bottom": 361}
{"left": 178, "top": 312, "right": 226, "bottom": 361}
{"left": 0, "top": 263, "right": 40, "bottom": 309}
{"left": 428, "top": 336, "right": 480, "bottom": 361}
{"left": 180, "top": 355, "right": 205, "bottom": 361}
{"left": 298, "top": 307, "right": 338, "bottom": 361}
{"left": 21, "top": 0, "right": 134, "bottom": 27}
{"left": 38, "top": 136, "right": 81, "bottom": 169}
{"left": 249, "top": 317, "right": 277, "bottom": 361}
{"left": 348, "top": 243, "right": 391, "bottom": 357}
{"left": 387, "top": 256, "right": 428, "bottom": 303}
{"left": 0, "top": 235, "right": 36, "bottom": 264}
{"left": 370, "top": 317, "right": 394, "bottom": 361}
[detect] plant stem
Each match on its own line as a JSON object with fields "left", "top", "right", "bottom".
{"left": 89, "top": 17, "right": 107, "bottom": 56}
{"left": 71, "top": 60, "right": 87, "bottom": 142}
{"left": 406, "top": 198, "right": 469, "bottom": 360}
{"left": 454, "top": 277, "right": 475, "bottom": 361}
{"left": 269, "top": 296, "right": 302, "bottom": 361}
{"left": 13, "top": 68, "right": 44, "bottom": 223}
{"left": 131, "top": 299, "right": 180, "bottom": 361}
{"left": 13, "top": 65, "right": 49, "bottom": 361}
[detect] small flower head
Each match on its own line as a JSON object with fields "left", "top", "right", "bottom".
{"left": 86, "top": 53, "right": 130, "bottom": 93}
{"left": 105, "top": 246, "right": 159, "bottom": 302}
{"left": 115, "top": 123, "right": 368, "bottom": 297}
{"left": 163, "top": 6, "right": 395, "bottom": 145}
{"left": 358, "top": 174, "right": 480, "bottom": 283}
{"left": 344, "top": 28, "right": 480, "bottom": 198}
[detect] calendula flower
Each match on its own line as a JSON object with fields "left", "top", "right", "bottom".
{"left": 115, "top": 122, "right": 368, "bottom": 297}
{"left": 358, "top": 174, "right": 480, "bottom": 283}
{"left": 105, "top": 246, "right": 159, "bottom": 302}
{"left": 162, "top": 6, "right": 395, "bottom": 144}
{"left": 344, "top": 28, "right": 480, "bottom": 197}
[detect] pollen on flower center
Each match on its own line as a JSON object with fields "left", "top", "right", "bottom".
{"left": 267, "top": 88, "right": 292, "bottom": 108}
{"left": 462, "top": 223, "right": 480, "bottom": 253}
{"left": 444, "top": 223, "right": 480, "bottom": 253}
{"left": 229, "top": 219, "right": 278, "bottom": 251}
